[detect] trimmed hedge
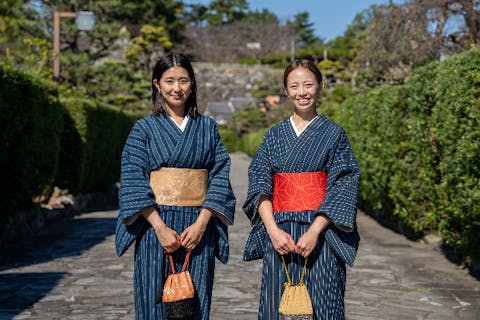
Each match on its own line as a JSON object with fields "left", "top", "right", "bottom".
{"left": 389, "top": 62, "right": 442, "bottom": 237}
{"left": 324, "top": 47, "right": 480, "bottom": 265}
{"left": 56, "top": 98, "right": 137, "bottom": 192}
{"left": 0, "top": 65, "right": 64, "bottom": 214}
{"left": 400, "top": 49, "right": 480, "bottom": 263}
{"left": 219, "top": 127, "right": 266, "bottom": 157}
{"left": 218, "top": 128, "right": 239, "bottom": 153}
{"left": 333, "top": 86, "right": 411, "bottom": 233}
{"left": 239, "top": 129, "right": 266, "bottom": 157}
{"left": 0, "top": 64, "right": 138, "bottom": 223}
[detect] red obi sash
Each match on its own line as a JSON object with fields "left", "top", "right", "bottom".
{"left": 272, "top": 171, "right": 327, "bottom": 212}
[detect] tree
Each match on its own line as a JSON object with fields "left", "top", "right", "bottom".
{"left": 356, "top": 0, "right": 480, "bottom": 84}
{"left": 86, "top": 60, "right": 149, "bottom": 114}
{"left": 183, "top": 3, "right": 209, "bottom": 27}
{"left": 33, "top": 0, "right": 126, "bottom": 82}
{"left": 288, "top": 11, "right": 321, "bottom": 48}
{"left": 21, "top": 0, "right": 178, "bottom": 114}
{"left": 0, "top": 0, "right": 50, "bottom": 76}
{"left": 242, "top": 8, "right": 279, "bottom": 24}
{"left": 111, "top": 0, "right": 186, "bottom": 43}
{"left": 125, "top": 24, "right": 173, "bottom": 75}
{"left": 180, "top": 20, "right": 295, "bottom": 63}
{"left": 205, "top": 0, "right": 248, "bottom": 25}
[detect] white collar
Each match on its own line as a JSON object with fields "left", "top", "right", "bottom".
{"left": 289, "top": 115, "right": 318, "bottom": 137}
{"left": 169, "top": 115, "right": 190, "bottom": 132}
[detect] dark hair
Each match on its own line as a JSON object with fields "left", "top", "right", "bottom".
{"left": 151, "top": 52, "right": 198, "bottom": 117}
{"left": 283, "top": 58, "right": 323, "bottom": 89}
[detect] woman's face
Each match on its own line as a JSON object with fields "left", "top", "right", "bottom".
{"left": 285, "top": 67, "right": 321, "bottom": 113}
{"left": 154, "top": 66, "right": 192, "bottom": 112}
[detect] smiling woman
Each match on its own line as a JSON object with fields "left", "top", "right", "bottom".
{"left": 153, "top": 66, "right": 193, "bottom": 124}
{"left": 283, "top": 60, "right": 323, "bottom": 129}
{"left": 243, "top": 58, "right": 360, "bottom": 319}
{"left": 150, "top": 54, "right": 198, "bottom": 120}
{"left": 115, "top": 52, "right": 236, "bottom": 320}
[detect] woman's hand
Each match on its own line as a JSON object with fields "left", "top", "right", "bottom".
{"left": 140, "top": 206, "right": 181, "bottom": 253}
{"left": 154, "top": 225, "right": 182, "bottom": 253}
{"left": 268, "top": 226, "right": 297, "bottom": 256}
{"left": 257, "top": 195, "right": 296, "bottom": 255}
{"left": 296, "top": 215, "right": 330, "bottom": 258}
{"left": 180, "top": 208, "right": 212, "bottom": 251}
{"left": 295, "top": 229, "right": 319, "bottom": 258}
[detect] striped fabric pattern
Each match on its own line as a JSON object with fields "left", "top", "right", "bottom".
{"left": 243, "top": 115, "right": 360, "bottom": 319}
{"left": 261, "top": 222, "right": 346, "bottom": 319}
{"left": 115, "top": 114, "right": 236, "bottom": 319}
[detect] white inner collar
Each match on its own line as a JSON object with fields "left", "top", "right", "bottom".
{"left": 290, "top": 115, "right": 318, "bottom": 137}
{"left": 169, "top": 115, "right": 190, "bottom": 132}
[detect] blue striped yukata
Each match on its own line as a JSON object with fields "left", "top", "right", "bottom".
{"left": 243, "top": 115, "right": 360, "bottom": 320}
{"left": 115, "top": 114, "right": 236, "bottom": 320}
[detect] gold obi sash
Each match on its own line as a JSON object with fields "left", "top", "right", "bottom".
{"left": 149, "top": 167, "right": 208, "bottom": 207}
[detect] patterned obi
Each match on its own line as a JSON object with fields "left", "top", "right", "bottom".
{"left": 149, "top": 167, "right": 208, "bottom": 206}
{"left": 272, "top": 171, "right": 327, "bottom": 212}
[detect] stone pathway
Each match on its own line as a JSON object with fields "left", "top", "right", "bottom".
{"left": 1, "top": 152, "right": 479, "bottom": 319}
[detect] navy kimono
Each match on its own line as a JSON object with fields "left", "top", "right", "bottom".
{"left": 115, "top": 114, "right": 236, "bottom": 320}
{"left": 243, "top": 115, "right": 360, "bottom": 320}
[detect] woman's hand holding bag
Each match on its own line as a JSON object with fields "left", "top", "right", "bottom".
{"left": 161, "top": 251, "right": 196, "bottom": 319}
{"left": 278, "top": 255, "right": 313, "bottom": 320}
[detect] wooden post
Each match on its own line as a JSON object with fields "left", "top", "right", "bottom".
{"left": 53, "top": 11, "right": 76, "bottom": 81}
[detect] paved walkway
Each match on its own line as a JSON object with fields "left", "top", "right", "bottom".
{"left": 1, "top": 152, "right": 479, "bottom": 319}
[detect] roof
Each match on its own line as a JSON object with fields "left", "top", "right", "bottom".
{"left": 205, "top": 102, "right": 234, "bottom": 116}
{"left": 228, "top": 96, "right": 257, "bottom": 110}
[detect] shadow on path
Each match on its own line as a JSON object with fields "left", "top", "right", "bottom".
{"left": 0, "top": 216, "right": 115, "bottom": 270}
{"left": 0, "top": 272, "right": 67, "bottom": 320}
{"left": 0, "top": 213, "right": 117, "bottom": 318}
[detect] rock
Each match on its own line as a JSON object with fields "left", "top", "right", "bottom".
{"left": 42, "top": 187, "right": 74, "bottom": 210}
{"left": 422, "top": 234, "right": 443, "bottom": 245}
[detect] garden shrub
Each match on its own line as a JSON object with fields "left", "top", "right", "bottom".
{"left": 329, "top": 47, "right": 480, "bottom": 265}
{"left": 57, "top": 98, "right": 137, "bottom": 192}
{"left": 335, "top": 86, "right": 410, "bottom": 233}
{"left": 239, "top": 129, "right": 266, "bottom": 157}
{"left": 429, "top": 48, "right": 480, "bottom": 264}
{"left": 219, "top": 128, "right": 239, "bottom": 153}
{"left": 0, "top": 64, "right": 63, "bottom": 213}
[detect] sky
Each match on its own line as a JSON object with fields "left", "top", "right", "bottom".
{"left": 183, "top": 0, "right": 404, "bottom": 41}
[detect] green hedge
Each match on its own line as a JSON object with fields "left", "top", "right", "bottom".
{"left": 406, "top": 49, "right": 480, "bottom": 262}
{"left": 0, "top": 64, "right": 138, "bottom": 222}
{"left": 219, "top": 127, "right": 266, "bottom": 157}
{"left": 239, "top": 129, "right": 266, "bottom": 157}
{"left": 218, "top": 128, "right": 240, "bottom": 153}
{"left": 57, "top": 98, "right": 137, "bottom": 192}
{"left": 333, "top": 86, "right": 411, "bottom": 233}
{"left": 325, "top": 47, "right": 480, "bottom": 265}
{"left": 0, "top": 65, "right": 64, "bottom": 214}
{"left": 389, "top": 62, "right": 442, "bottom": 237}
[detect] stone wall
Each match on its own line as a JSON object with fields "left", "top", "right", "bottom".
{"left": 192, "top": 63, "right": 282, "bottom": 113}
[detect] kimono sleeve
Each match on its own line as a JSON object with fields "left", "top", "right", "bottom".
{"left": 202, "top": 124, "right": 236, "bottom": 225}
{"left": 242, "top": 131, "right": 273, "bottom": 261}
{"left": 242, "top": 130, "right": 274, "bottom": 226}
{"left": 317, "top": 129, "right": 360, "bottom": 232}
{"left": 115, "top": 121, "right": 157, "bottom": 257}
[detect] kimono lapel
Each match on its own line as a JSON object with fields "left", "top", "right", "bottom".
{"left": 166, "top": 115, "right": 200, "bottom": 168}
{"left": 282, "top": 115, "right": 328, "bottom": 172}
{"left": 149, "top": 115, "right": 182, "bottom": 168}
{"left": 279, "top": 119, "right": 297, "bottom": 148}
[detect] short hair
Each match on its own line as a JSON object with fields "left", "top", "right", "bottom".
{"left": 151, "top": 52, "right": 198, "bottom": 117}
